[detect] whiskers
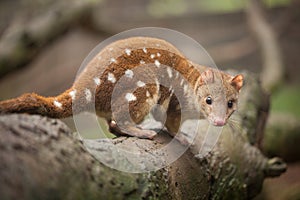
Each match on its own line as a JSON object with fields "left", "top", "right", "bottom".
{"left": 228, "top": 116, "right": 242, "bottom": 131}
{"left": 227, "top": 113, "right": 244, "bottom": 140}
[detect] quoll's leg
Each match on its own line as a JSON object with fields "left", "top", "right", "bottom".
{"left": 111, "top": 87, "right": 159, "bottom": 139}
{"left": 108, "top": 117, "right": 157, "bottom": 139}
{"left": 166, "top": 114, "right": 191, "bottom": 146}
{"left": 165, "top": 101, "right": 192, "bottom": 146}
{"left": 165, "top": 96, "right": 181, "bottom": 137}
{"left": 111, "top": 114, "right": 158, "bottom": 139}
{"left": 165, "top": 111, "right": 181, "bottom": 136}
{"left": 165, "top": 112, "right": 188, "bottom": 144}
{"left": 115, "top": 125, "right": 157, "bottom": 139}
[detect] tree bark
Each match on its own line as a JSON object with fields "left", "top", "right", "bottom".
{"left": 263, "top": 113, "right": 300, "bottom": 162}
{"left": 0, "top": 72, "right": 286, "bottom": 200}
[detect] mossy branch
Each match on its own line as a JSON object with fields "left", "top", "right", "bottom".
{"left": 0, "top": 72, "right": 286, "bottom": 199}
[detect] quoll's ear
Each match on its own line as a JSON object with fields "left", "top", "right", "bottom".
{"left": 231, "top": 74, "right": 244, "bottom": 91}
{"left": 200, "top": 69, "right": 214, "bottom": 84}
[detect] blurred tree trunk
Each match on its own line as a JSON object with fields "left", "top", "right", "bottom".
{"left": 246, "top": 0, "right": 285, "bottom": 92}
{"left": 0, "top": 0, "right": 98, "bottom": 77}
{"left": 0, "top": 72, "right": 286, "bottom": 200}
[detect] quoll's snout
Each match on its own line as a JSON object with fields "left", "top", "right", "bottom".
{"left": 213, "top": 118, "right": 226, "bottom": 126}
{"left": 207, "top": 115, "right": 227, "bottom": 126}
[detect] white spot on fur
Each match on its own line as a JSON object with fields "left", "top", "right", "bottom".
{"left": 150, "top": 54, "right": 155, "bottom": 59}
{"left": 137, "top": 81, "right": 145, "bottom": 87}
{"left": 146, "top": 98, "right": 151, "bottom": 104}
{"left": 167, "top": 67, "right": 173, "bottom": 78}
{"left": 154, "top": 60, "right": 160, "bottom": 67}
{"left": 109, "top": 47, "right": 113, "bottom": 51}
{"left": 180, "top": 79, "right": 184, "bottom": 86}
{"left": 85, "top": 88, "right": 92, "bottom": 102}
{"left": 170, "top": 89, "right": 174, "bottom": 96}
{"left": 183, "top": 84, "right": 188, "bottom": 93}
{"left": 69, "top": 90, "right": 76, "bottom": 100}
{"left": 54, "top": 100, "right": 62, "bottom": 108}
{"left": 146, "top": 90, "right": 150, "bottom": 97}
{"left": 108, "top": 73, "right": 116, "bottom": 83}
{"left": 110, "top": 58, "right": 117, "bottom": 63}
{"left": 169, "top": 86, "right": 174, "bottom": 95}
{"left": 155, "top": 79, "right": 160, "bottom": 93}
{"left": 125, "top": 48, "right": 131, "bottom": 56}
{"left": 125, "top": 69, "right": 134, "bottom": 78}
{"left": 156, "top": 44, "right": 160, "bottom": 47}
{"left": 140, "top": 60, "right": 145, "bottom": 64}
{"left": 143, "top": 47, "right": 147, "bottom": 53}
{"left": 93, "top": 77, "right": 101, "bottom": 86}
{"left": 156, "top": 52, "right": 161, "bottom": 57}
{"left": 97, "top": 56, "right": 102, "bottom": 60}
{"left": 125, "top": 93, "right": 136, "bottom": 102}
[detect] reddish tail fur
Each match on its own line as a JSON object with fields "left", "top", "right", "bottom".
{"left": 0, "top": 89, "right": 73, "bottom": 118}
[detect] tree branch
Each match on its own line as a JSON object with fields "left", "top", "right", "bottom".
{"left": 0, "top": 71, "right": 286, "bottom": 199}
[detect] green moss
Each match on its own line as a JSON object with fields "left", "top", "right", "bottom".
{"left": 271, "top": 85, "right": 300, "bottom": 118}
{"left": 195, "top": 0, "right": 292, "bottom": 13}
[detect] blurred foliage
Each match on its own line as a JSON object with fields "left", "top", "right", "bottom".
{"left": 197, "top": 0, "right": 246, "bottom": 13}
{"left": 271, "top": 85, "right": 300, "bottom": 118}
{"left": 263, "top": 0, "right": 293, "bottom": 7}
{"left": 147, "top": 0, "right": 188, "bottom": 17}
{"left": 198, "top": 0, "right": 292, "bottom": 13}
{"left": 147, "top": 0, "right": 292, "bottom": 17}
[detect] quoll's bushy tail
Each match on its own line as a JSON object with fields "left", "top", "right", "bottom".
{"left": 0, "top": 89, "right": 74, "bottom": 118}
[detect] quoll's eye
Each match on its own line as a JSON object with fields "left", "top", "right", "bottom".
{"left": 228, "top": 100, "right": 233, "bottom": 108}
{"left": 206, "top": 97, "right": 212, "bottom": 105}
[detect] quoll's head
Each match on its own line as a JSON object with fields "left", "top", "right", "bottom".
{"left": 196, "top": 69, "right": 244, "bottom": 126}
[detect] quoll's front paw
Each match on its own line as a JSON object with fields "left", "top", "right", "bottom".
{"left": 134, "top": 129, "right": 157, "bottom": 139}
{"left": 108, "top": 121, "right": 157, "bottom": 139}
{"left": 174, "top": 133, "right": 193, "bottom": 146}
{"left": 120, "top": 126, "right": 158, "bottom": 139}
